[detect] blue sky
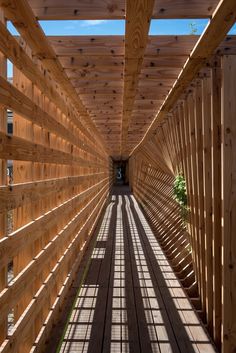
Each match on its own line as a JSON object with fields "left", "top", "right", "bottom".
{"left": 8, "top": 18, "right": 236, "bottom": 36}
{"left": 6, "top": 19, "right": 236, "bottom": 76}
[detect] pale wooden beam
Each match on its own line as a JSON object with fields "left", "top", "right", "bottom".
{"left": 0, "top": 0, "right": 109, "bottom": 154}
{"left": 132, "top": 0, "right": 236, "bottom": 155}
{"left": 28, "top": 0, "right": 125, "bottom": 20}
{"left": 121, "top": 0, "right": 155, "bottom": 158}
{"left": 222, "top": 54, "right": 236, "bottom": 353}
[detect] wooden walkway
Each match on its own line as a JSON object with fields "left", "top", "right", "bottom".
{"left": 55, "top": 187, "right": 217, "bottom": 353}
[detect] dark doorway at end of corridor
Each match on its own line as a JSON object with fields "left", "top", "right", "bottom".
{"left": 113, "top": 160, "right": 129, "bottom": 186}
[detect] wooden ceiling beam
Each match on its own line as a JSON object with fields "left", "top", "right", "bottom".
{"left": 121, "top": 0, "right": 155, "bottom": 158}
{"left": 152, "top": 0, "right": 218, "bottom": 19}
{"left": 28, "top": 0, "right": 218, "bottom": 20}
{"left": 48, "top": 36, "right": 124, "bottom": 56}
{"left": 28, "top": 0, "right": 126, "bottom": 20}
{"left": 132, "top": 0, "right": 236, "bottom": 156}
{"left": 0, "top": 0, "right": 109, "bottom": 153}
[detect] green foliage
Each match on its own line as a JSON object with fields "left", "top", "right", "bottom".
{"left": 173, "top": 174, "right": 190, "bottom": 251}
{"left": 173, "top": 174, "right": 187, "bottom": 207}
{"left": 173, "top": 174, "right": 189, "bottom": 226}
{"left": 189, "top": 22, "right": 198, "bottom": 35}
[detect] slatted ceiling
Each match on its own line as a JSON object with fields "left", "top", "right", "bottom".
{"left": 48, "top": 35, "right": 124, "bottom": 156}
{"left": 7, "top": 7, "right": 236, "bottom": 159}
{"left": 121, "top": 35, "right": 203, "bottom": 157}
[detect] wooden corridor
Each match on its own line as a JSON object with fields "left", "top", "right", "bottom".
{"left": 1, "top": 1, "right": 236, "bottom": 352}
{"left": 52, "top": 187, "right": 216, "bottom": 353}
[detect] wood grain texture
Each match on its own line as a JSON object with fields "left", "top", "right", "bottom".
{"left": 0, "top": 0, "right": 108, "bottom": 154}
{"left": 28, "top": 0, "right": 218, "bottom": 20}
{"left": 222, "top": 55, "right": 236, "bottom": 353}
{"left": 121, "top": 0, "right": 154, "bottom": 158}
{"left": 133, "top": 0, "right": 236, "bottom": 155}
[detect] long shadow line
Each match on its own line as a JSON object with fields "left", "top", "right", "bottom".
{"left": 122, "top": 194, "right": 154, "bottom": 353}
{"left": 129, "top": 195, "right": 216, "bottom": 353}
{"left": 48, "top": 199, "right": 113, "bottom": 353}
{"left": 87, "top": 196, "right": 118, "bottom": 353}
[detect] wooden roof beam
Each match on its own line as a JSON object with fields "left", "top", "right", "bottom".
{"left": 28, "top": 0, "right": 218, "bottom": 20}
{"left": 121, "top": 0, "right": 155, "bottom": 159}
{"left": 132, "top": 0, "right": 236, "bottom": 156}
{"left": 0, "top": 0, "right": 109, "bottom": 154}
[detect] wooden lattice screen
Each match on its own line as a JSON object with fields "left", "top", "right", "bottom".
{"left": 130, "top": 56, "right": 236, "bottom": 352}
{"left": 0, "top": 11, "right": 112, "bottom": 353}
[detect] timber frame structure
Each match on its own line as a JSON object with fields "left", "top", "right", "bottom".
{"left": 0, "top": 0, "right": 236, "bottom": 352}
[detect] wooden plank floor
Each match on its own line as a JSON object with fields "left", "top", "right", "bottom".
{"left": 56, "top": 186, "right": 217, "bottom": 353}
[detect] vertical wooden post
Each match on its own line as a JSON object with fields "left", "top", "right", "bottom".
{"left": 0, "top": 8, "right": 7, "bottom": 345}
{"left": 187, "top": 92, "right": 201, "bottom": 297}
{"left": 222, "top": 55, "right": 236, "bottom": 353}
{"left": 202, "top": 74, "right": 213, "bottom": 333}
{"left": 194, "top": 81, "right": 206, "bottom": 314}
{"left": 211, "top": 57, "right": 222, "bottom": 349}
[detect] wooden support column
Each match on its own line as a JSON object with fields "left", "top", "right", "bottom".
{"left": 222, "top": 55, "right": 236, "bottom": 353}
{"left": 0, "top": 8, "right": 7, "bottom": 345}
{"left": 187, "top": 93, "right": 201, "bottom": 297}
{"left": 211, "top": 58, "right": 222, "bottom": 349}
{"left": 195, "top": 81, "right": 206, "bottom": 314}
{"left": 202, "top": 74, "right": 213, "bottom": 333}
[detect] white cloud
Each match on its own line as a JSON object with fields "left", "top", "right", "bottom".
{"left": 81, "top": 20, "right": 107, "bottom": 27}
{"left": 64, "top": 25, "right": 76, "bottom": 30}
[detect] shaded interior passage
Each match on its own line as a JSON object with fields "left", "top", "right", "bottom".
{"left": 56, "top": 187, "right": 216, "bottom": 353}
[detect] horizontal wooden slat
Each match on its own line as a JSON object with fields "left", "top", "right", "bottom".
{"left": 0, "top": 22, "right": 107, "bottom": 160}
{"left": 28, "top": 0, "right": 218, "bottom": 20}
{"left": 0, "top": 0, "right": 108, "bottom": 153}
{"left": 0, "top": 131, "right": 105, "bottom": 168}
{"left": 0, "top": 172, "right": 106, "bottom": 213}
{"left": 30, "top": 195, "right": 108, "bottom": 353}
{"left": 0, "top": 181, "right": 109, "bottom": 325}
{"left": 0, "top": 76, "right": 106, "bottom": 163}
{"left": 153, "top": 0, "right": 218, "bottom": 19}
{"left": 0, "top": 178, "right": 109, "bottom": 274}
{"left": 49, "top": 36, "right": 124, "bottom": 56}
{"left": 29, "top": 0, "right": 126, "bottom": 20}
{"left": 0, "top": 187, "right": 108, "bottom": 353}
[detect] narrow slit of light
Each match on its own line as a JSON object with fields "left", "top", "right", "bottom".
{"left": 59, "top": 201, "right": 115, "bottom": 352}
{"left": 125, "top": 196, "right": 171, "bottom": 352}
{"left": 97, "top": 202, "right": 114, "bottom": 242}
{"left": 111, "top": 195, "right": 129, "bottom": 353}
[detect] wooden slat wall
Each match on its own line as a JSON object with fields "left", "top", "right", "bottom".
{"left": 130, "top": 55, "right": 236, "bottom": 353}
{"left": 0, "top": 9, "right": 7, "bottom": 346}
{"left": 0, "top": 15, "right": 112, "bottom": 353}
